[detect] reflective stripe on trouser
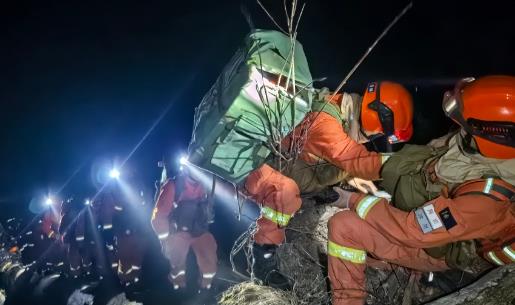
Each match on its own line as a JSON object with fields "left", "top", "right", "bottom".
{"left": 485, "top": 246, "right": 515, "bottom": 266}
{"left": 116, "top": 234, "right": 146, "bottom": 283}
{"left": 245, "top": 164, "right": 301, "bottom": 245}
{"left": 261, "top": 206, "right": 292, "bottom": 226}
{"left": 355, "top": 196, "right": 381, "bottom": 220}
{"left": 328, "top": 210, "right": 448, "bottom": 305}
{"left": 165, "top": 231, "right": 218, "bottom": 289}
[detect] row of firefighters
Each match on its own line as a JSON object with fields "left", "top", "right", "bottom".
{"left": 155, "top": 75, "right": 514, "bottom": 304}
{"left": 16, "top": 173, "right": 219, "bottom": 294}
{"left": 16, "top": 75, "right": 514, "bottom": 304}
{"left": 17, "top": 186, "right": 152, "bottom": 290}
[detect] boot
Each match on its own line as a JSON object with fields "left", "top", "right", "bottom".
{"left": 197, "top": 286, "right": 215, "bottom": 305}
{"left": 252, "top": 244, "right": 291, "bottom": 290}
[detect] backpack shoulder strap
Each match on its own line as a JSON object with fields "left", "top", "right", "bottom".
{"left": 454, "top": 178, "right": 515, "bottom": 202}
{"left": 311, "top": 99, "right": 345, "bottom": 124}
{"left": 174, "top": 175, "right": 185, "bottom": 203}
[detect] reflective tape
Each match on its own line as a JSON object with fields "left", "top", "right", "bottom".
{"left": 111, "top": 262, "right": 119, "bottom": 268}
{"left": 381, "top": 154, "right": 391, "bottom": 164}
{"left": 487, "top": 251, "right": 505, "bottom": 266}
{"left": 103, "top": 224, "right": 113, "bottom": 230}
{"left": 26, "top": 231, "right": 32, "bottom": 235}
{"left": 0, "top": 262, "right": 13, "bottom": 272}
{"left": 483, "top": 178, "right": 494, "bottom": 194}
{"left": 14, "top": 268, "right": 26, "bottom": 280}
{"left": 106, "top": 244, "right": 114, "bottom": 251}
{"left": 75, "top": 236, "right": 85, "bottom": 241}
{"left": 328, "top": 240, "right": 366, "bottom": 264}
{"left": 171, "top": 270, "right": 186, "bottom": 279}
{"left": 131, "top": 265, "right": 141, "bottom": 270}
{"left": 502, "top": 246, "right": 515, "bottom": 262}
{"left": 57, "top": 262, "right": 64, "bottom": 267}
{"left": 356, "top": 196, "right": 381, "bottom": 219}
{"left": 261, "top": 206, "right": 292, "bottom": 226}
{"left": 202, "top": 272, "right": 216, "bottom": 279}
{"left": 158, "top": 232, "right": 169, "bottom": 240}
{"left": 114, "top": 205, "right": 123, "bottom": 211}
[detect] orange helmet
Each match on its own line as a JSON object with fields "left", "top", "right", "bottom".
{"left": 361, "top": 81, "right": 414, "bottom": 144}
{"left": 442, "top": 75, "right": 515, "bottom": 159}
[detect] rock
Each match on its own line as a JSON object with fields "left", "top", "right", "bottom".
{"left": 426, "top": 264, "right": 515, "bottom": 305}
{"left": 0, "top": 289, "right": 5, "bottom": 305}
{"left": 66, "top": 289, "right": 94, "bottom": 305}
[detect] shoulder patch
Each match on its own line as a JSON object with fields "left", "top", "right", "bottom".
{"left": 438, "top": 207, "right": 457, "bottom": 230}
{"left": 415, "top": 203, "right": 443, "bottom": 234}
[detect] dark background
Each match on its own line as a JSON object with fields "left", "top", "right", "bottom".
{"left": 1, "top": 0, "right": 513, "bottom": 214}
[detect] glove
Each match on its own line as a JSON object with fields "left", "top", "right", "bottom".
{"left": 327, "top": 187, "right": 354, "bottom": 210}
{"left": 346, "top": 177, "right": 378, "bottom": 194}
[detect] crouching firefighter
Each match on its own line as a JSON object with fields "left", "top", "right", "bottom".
{"left": 151, "top": 167, "right": 217, "bottom": 293}
{"left": 245, "top": 81, "right": 413, "bottom": 288}
{"left": 326, "top": 75, "right": 515, "bottom": 305}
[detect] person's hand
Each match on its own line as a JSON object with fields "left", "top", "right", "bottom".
{"left": 346, "top": 177, "right": 378, "bottom": 194}
{"left": 327, "top": 187, "right": 354, "bottom": 210}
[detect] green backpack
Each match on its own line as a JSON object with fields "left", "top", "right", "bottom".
{"left": 188, "top": 29, "right": 313, "bottom": 184}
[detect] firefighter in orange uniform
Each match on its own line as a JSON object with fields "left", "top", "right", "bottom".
{"left": 151, "top": 169, "right": 217, "bottom": 292}
{"left": 327, "top": 75, "right": 515, "bottom": 305}
{"left": 245, "top": 81, "right": 414, "bottom": 287}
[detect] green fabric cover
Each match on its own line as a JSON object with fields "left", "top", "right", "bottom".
{"left": 188, "top": 29, "right": 313, "bottom": 183}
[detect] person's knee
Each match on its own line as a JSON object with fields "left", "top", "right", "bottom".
{"left": 328, "top": 210, "right": 361, "bottom": 239}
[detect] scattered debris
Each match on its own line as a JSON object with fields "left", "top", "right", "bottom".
{"left": 66, "top": 289, "right": 94, "bottom": 305}
{"left": 106, "top": 293, "right": 143, "bottom": 305}
{"left": 0, "top": 289, "right": 5, "bottom": 305}
{"left": 219, "top": 281, "right": 292, "bottom": 305}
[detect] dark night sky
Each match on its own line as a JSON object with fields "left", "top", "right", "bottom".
{"left": 1, "top": 0, "right": 513, "bottom": 209}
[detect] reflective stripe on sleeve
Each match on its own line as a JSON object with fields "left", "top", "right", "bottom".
{"left": 261, "top": 206, "right": 292, "bottom": 226}
{"left": 356, "top": 196, "right": 381, "bottom": 219}
{"left": 328, "top": 240, "right": 366, "bottom": 264}
{"left": 103, "top": 224, "right": 113, "bottom": 230}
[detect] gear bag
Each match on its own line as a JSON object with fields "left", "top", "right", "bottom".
{"left": 380, "top": 144, "right": 448, "bottom": 211}
{"left": 170, "top": 199, "right": 209, "bottom": 238}
{"left": 169, "top": 175, "right": 211, "bottom": 237}
{"left": 188, "top": 29, "right": 313, "bottom": 184}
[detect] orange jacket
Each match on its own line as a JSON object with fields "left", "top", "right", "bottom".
{"left": 349, "top": 178, "right": 514, "bottom": 264}
{"left": 151, "top": 176, "right": 206, "bottom": 239}
{"left": 283, "top": 110, "right": 382, "bottom": 180}
{"left": 41, "top": 210, "right": 59, "bottom": 238}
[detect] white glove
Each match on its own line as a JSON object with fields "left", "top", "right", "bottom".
{"left": 371, "top": 190, "right": 392, "bottom": 201}
{"left": 346, "top": 177, "right": 378, "bottom": 194}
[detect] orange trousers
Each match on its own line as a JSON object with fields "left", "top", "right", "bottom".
{"left": 116, "top": 233, "right": 146, "bottom": 285}
{"left": 163, "top": 231, "right": 218, "bottom": 289}
{"left": 245, "top": 164, "right": 302, "bottom": 245}
{"left": 327, "top": 184, "right": 515, "bottom": 305}
{"left": 328, "top": 210, "right": 448, "bottom": 305}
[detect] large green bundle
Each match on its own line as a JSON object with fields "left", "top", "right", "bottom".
{"left": 188, "top": 29, "right": 313, "bottom": 183}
